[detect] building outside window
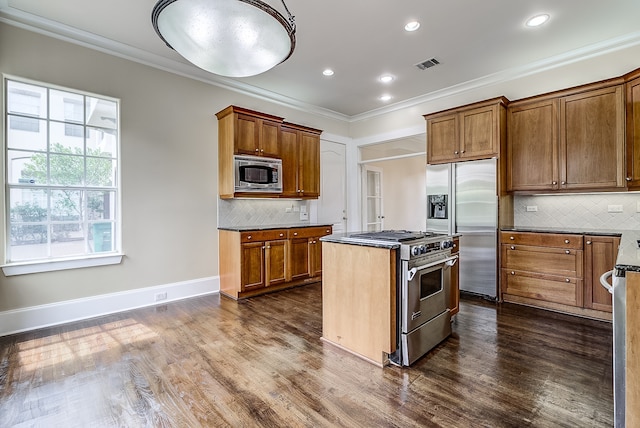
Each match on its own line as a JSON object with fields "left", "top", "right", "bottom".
{"left": 4, "top": 77, "right": 120, "bottom": 265}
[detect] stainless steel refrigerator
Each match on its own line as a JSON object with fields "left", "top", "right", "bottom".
{"left": 426, "top": 158, "right": 498, "bottom": 298}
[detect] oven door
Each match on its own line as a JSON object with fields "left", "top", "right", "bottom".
{"left": 402, "top": 255, "right": 457, "bottom": 334}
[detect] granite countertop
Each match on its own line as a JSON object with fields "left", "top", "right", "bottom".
{"left": 320, "top": 232, "right": 401, "bottom": 250}
{"left": 218, "top": 223, "right": 333, "bottom": 232}
{"left": 501, "top": 226, "right": 640, "bottom": 274}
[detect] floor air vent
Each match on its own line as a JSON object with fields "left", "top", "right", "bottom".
{"left": 415, "top": 58, "right": 440, "bottom": 70}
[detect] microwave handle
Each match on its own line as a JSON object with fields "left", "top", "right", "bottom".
{"left": 407, "top": 255, "right": 459, "bottom": 282}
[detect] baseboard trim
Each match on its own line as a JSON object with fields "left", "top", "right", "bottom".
{"left": 0, "top": 276, "right": 220, "bottom": 337}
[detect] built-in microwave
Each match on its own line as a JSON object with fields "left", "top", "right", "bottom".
{"left": 234, "top": 155, "right": 282, "bottom": 193}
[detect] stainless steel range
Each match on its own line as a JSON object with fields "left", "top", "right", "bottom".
{"left": 348, "top": 230, "right": 458, "bottom": 366}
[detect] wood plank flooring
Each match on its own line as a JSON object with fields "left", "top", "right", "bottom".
{"left": 0, "top": 284, "right": 613, "bottom": 427}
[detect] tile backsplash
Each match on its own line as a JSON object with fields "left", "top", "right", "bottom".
{"left": 218, "top": 199, "right": 310, "bottom": 228}
{"left": 514, "top": 193, "right": 640, "bottom": 230}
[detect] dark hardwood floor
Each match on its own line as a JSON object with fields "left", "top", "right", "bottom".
{"left": 0, "top": 283, "right": 613, "bottom": 427}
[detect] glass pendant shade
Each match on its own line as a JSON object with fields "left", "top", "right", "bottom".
{"left": 152, "top": 0, "right": 296, "bottom": 77}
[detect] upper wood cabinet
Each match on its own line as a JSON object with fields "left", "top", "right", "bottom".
{"left": 281, "top": 123, "right": 321, "bottom": 199}
{"left": 216, "top": 106, "right": 322, "bottom": 199}
{"left": 425, "top": 97, "right": 508, "bottom": 164}
{"left": 217, "top": 106, "right": 283, "bottom": 158}
{"left": 507, "top": 82, "right": 625, "bottom": 192}
{"left": 626, "top": 70, "right": 640, "bottom": 189}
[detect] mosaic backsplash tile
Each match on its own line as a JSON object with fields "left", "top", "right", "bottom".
{"left": 514, "top": 193, "right": 640, "bottom": 230}
{"left": 218, "top": 199, "right": 310, "bottom": 228}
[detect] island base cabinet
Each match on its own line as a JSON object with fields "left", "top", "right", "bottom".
{"left": 321, "top": 242, "right": 396, "bottom": 367}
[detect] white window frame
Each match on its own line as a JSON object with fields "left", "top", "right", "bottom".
{"left": 2, "top": 75, "right": 123, "bottom": 276}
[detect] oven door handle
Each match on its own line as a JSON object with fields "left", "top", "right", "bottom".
{"left": 407, "top": 255, "right": 459, "bottom": 282}
{"left": 599, "top": 270, "right": 614, "bottom": 295}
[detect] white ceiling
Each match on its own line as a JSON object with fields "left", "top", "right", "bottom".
{"left": 2, "top": 0, "right": 640, "bottom": 121}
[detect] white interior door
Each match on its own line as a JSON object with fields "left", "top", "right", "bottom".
{"left": 363, "top": 165, "right": 384, "bottom": 231}
{"left": 317, "top": 140, "right": 347, "bottom": 232}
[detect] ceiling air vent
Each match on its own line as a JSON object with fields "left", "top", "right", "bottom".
{"left": 415, "top": 58, "right": 440, "bottom": 71}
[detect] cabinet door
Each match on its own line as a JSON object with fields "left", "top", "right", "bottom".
{"left": 240, "top": 241, "right": 265, "bottom": 291}
{"left": 299, "top": 131, "right": 320, "bottom": 198}
{"left": 627, "top": 76, "right": 640, "bottom": 188}
{"left": 309, "top": 238, "right": 323, "bottom": 277}
{"left": 260, "top": 120, "right": 281, "bottom": 158}
{"left": 460, "top": 105, "right": 497, "bottom": 159}
{"left": 584, "top": 235, "right": 619, "bottom": 312}
{"left": 507, "top": 99, "right": 559, "bottom": 191}
{"left": 280, "top": 126, "right": 299, "bottom": 197}
{"left": 289, "top": 237, "right": 311, "bottom": 280}
{"left": 449, "top": 238, "right": 460, "bottom": 316}
{"left": 235, "top": 114, "right": 260, "bottom": 155}
{"left": 427, "top": 114, "right": 459, "bottom": 164}
{"left": 561, "top": 85, "right": 625, "bottom": 190}
{"left": 265, "top": 239, "right": 287, "bottom": 286}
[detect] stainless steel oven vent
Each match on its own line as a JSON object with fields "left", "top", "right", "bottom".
{"left": 415, "top": 57, "right": 440, "bottom": 70}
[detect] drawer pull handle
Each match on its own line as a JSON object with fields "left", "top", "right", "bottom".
{"left": 511, "top": 271, "right": 515, "bottom": 275}
{"left": 247, "top": 235, "right": 252, "bottom": 240}
{"left": 293, "top": 232, "right": 298, "bottom": 236}
{"left": 280, "top": 233, "right": 284, "bottom": 237}
{"left": 510, "top": 245, "right": 515, "bottom": 250}
{"left": 565, "top": 278, "right": 570, "bottom": 283}
{"left": 510, "top": 236, "right": 514, "bottom": 240}
{"left": 565, "top": 250, "right": 570, "bottom": 254}
{"left": 564, "top": 239, "right": 570, "bottom": 244}
{"left": 586, "top": 240, "right": 592, "bottom": 245}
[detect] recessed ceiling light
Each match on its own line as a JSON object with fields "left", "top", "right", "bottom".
{"left": 379, "top": 94, "right": 392, "bottom": 102}
{"left": 379, "top": 75, "right": 394, "bottom": 83}
{"left": 405, "top": 21, "right": 420, "bottom": 32}
{"left": 323, "top": 68, "right": 334, "bottom": 76}
{"left": 526, "top": 14, "right": 550, "bottom": 27}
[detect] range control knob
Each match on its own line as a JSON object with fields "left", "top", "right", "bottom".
{"left": 419, "top": 245, "right": 427, "bottom": 254}
{"left": 411, "top": 246, "right": 422, "bottom": 256}
{"left": 441, "top": 240, "right": 453, "bottom": 249}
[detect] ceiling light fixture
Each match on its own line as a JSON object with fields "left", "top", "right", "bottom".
{"left": 379, "top": 75, "right": 394, "bottom": 83}
{"left": 526, "top": 14, "right": 550, "bottom": 27}
{"left": 152, "top": 0, "right": 296, "bottom": 78}
{"left": 323, "top": 69, "right": 335, "bottom": 76}
{"left": 405, "top": 21, "right": 420, "bottom": 32}
{"left": 379, "top": 94, "right": 392, "bottom": 102}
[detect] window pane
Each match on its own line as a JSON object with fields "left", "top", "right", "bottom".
{"left": 10, "top": 188, "right": 48, "bottom": 222}
{"left": 50, "top": 89, "right": 83, "bottom": 123}
{"left": 9, "top": 224, "right": 48, "bottom": 260}
{"left": 87, "top": 191, "right": 116, "bottom": 220}
{"left": 90, "top": 222, "right": 114, "bottom": 253}
{"left": 86, "top": 97, "right": 117, "bottom": 129}
{"left": 49, "top": 154, "right": 84, "bottom": 186}
{"left": 86, "top": 157, "right": 115, "bottom": 187}
{"left": 50, "top": 122, "right": 84, "bottom": 154}
{"left": 7, "top": 150, "right": 48, "bottom": 185}
{"left": 7, "top": 81, "right": 47, "bottom": 118}
{"left": 51, "top": 223, "right": 85, "bottom": 257}
{"left": 9, "top": 188, "right": 49, "bottom": 261}
{"left": 7, "top": 117, "right": 47, "bottom": 150}
{"left": 86, "top": 127, "right": 117, "bottom": 157}
{"left": 51, "top": 190, "right": 82, "bottom": 222}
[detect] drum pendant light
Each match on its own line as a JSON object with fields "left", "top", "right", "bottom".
{"left": 152, "top": 0, "right": 296, "bottom": 77}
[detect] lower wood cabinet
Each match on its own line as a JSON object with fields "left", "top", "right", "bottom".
{"left": 500, "top": 231, "right": 619, "bottom": 320}
{"left": 449, "top": 237, "right": 460, "bottom": 316}
{"left": 220, "top": 226, "right": 332, "bottom": 299}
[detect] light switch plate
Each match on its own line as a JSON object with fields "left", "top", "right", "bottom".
{"left": 526, "top": 206, "right": 538, "bottom": 212}
{"left": 608, "top": 205, "right": 623, "bottom": 213}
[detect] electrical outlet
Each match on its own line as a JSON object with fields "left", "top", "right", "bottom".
{"left": 285, "top": 207, "right": 292, "bottom": 213}
{"left": 300, "top": 212, "right": 308, "bottom": 221}
{"left": 293, "top": 206, "right": 300, "bottom": 212}
{"left": 608, "top": 205, "right": 623, "bottom": 213}
{"left": 526, "top": 206, "right": 538, "bottom": 212}
{"left": 155, "top": 292, "right": 167, "bottom": 302}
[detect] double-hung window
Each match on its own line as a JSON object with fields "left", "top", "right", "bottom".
{"left": 3, "top": 77, "right": 121, "bottom": 275}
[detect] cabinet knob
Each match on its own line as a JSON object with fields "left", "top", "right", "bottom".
{"left": 260, "top": 149, "right": 264, "bottom": 153}
{"left": 262, "top": 246, "right": 266, "bottom": 250}
{"left": 565, "top": 278, "right": 570, "bottom": 283}
{"left": 461, "top": 150, "right": 466, "bottom": 154}
{"left": 565, "top": 250, "right": 570, "bottom": 254}
{"left": 626, "top": 177, "right": 632, "bottom": 182}
{"left": 561, "top": 181, "right": 566, "bottom": 185}
{"left": 454, "top": 151, "right": 459, "bottom": 155}
{"left": 510, "top": 245, "right": 515, "bottom": 250}
{"left": 564, "top": 239, "right": 570, "bottom": 244}
{"left": 279, "top": 233, "right": 284, "bottom": 237}
{"left": 552, "top": 181, "right": 558, "bottom": 185}
{"left": 586, "top": 240, "right": 592, "bottom": 245}
{"left": 510, "top": 236, "right": 514, "bottom": 240}
{"left": 265, "top": 245, "right": 270, "bottom": 249}
{"left": 293, "top": 232, "right": 298, "bottom": 236}
{"left": 255, "top": 148, "right": 259, "bottom": 152}
{"left": 326, "top": 229, "right": 330, "bottom": 233}
{"left": 511, "top": 271, "right": 515, "bottom": 275}
{"left": 247, "top": 235, "right": 252, "bottom": 240}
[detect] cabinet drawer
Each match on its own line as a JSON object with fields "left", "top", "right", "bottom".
{"left": 501, "top": 269, "right": 582, "bottom": 307}
{"left": 241, "top": 229, "right": 287, "bottom": 243}
{"left": 501, "top": 245, "right": 583, "bottom": 277}
{"left": 288, "top": 226, "right": 332, "bottom": 239}
{"left": 500, "top": 231, "right": 582, "bottom": 249}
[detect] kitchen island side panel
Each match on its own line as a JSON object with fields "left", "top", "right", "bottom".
{"left": 628, "top": 271, "right": 640, "bottom": 427}
{"left": 321, "top": 242, "right": 396, "bottom": 366}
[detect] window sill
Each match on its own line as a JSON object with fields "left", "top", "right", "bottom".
{"left": 2, "top": 253, "right": 124, "bottom": 276}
